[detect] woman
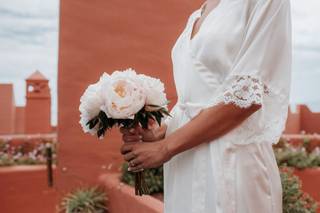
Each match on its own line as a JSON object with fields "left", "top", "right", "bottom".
{"left": 120, "top": 0, "right": 292, "bottom": 212}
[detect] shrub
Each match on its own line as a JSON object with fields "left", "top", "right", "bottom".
{"left": 59, "top": 187, "right": 108, "bottom": 213}
{"left": 0, "top": 140, "right": 56, "bottom": 166}
{"left": 281, "top": 168, "right": 318, "bottom": 213}
{"left": 274, "top": 144, "right": 320, "bottom": 169}
{"left": 121, "top": 163, "right": 163, "bottom": 194}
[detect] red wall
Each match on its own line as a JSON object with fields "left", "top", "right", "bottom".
{"left": 0, "top": 166, "right": 58, "bottom": 213}
{"left": 284, "top": 105, "right": 301, "bottom": 134}
{"left": 25, "top": 98, "right": 51, "bottom": 134}
{"left": 15, "top": 106, "right": 25, "bottom": 134}
{"left": 0, "top": 84, "right": 15, "bottom": 134}
{"left": 300, "top": 105, "right": 320, "bottom": 134}
{"left": 284, "top": 105, "right": 320, "bottom": 134}
{"left": 57, "top": 0, "right": 202, "bottom": 190}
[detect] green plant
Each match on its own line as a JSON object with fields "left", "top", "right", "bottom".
{"left": 121, "top": 163, "right": 163, "bottom": 194}
{"left": 281, "top": 168, "right": 318, "bottom": 213}
{"left": 274, "top": 146, "right": 320, "bottom": 169}
{"left": 0, "top": 140, "right": 57, "bottom": 167}
{"left": 59, "top": 187, "right": 108, "bottom": 213}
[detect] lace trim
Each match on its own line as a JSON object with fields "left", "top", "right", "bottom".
{"left": 221, "top": 75, "right": 269, "bottom": 108}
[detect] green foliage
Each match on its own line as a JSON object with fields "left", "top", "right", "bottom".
{"left": 274, "top": 145, "right": 320, "bottom": 169}
{"left": 121, "top": 163, "right": 163, "bottom": 194}
{"left": 281, "top": 169, "right": 318, "bottom": 213}
{"left": 87, "top": 106, "right": 170, "bottom": 138}
{"left": 59, "top": 187, "right": 108, "bottom": 213}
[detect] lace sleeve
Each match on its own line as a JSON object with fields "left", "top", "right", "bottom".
{"left": 220, "top": 75, "right": 269, "bottom": 108}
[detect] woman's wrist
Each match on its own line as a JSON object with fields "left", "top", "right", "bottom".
{"left": 162, "top": 135, "right": 180, "bottom": 162}
{"left": 161, "top": 138, "right": 174, "bottom": 162}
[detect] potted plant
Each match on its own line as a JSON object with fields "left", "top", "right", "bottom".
{"left": 59, "top": 186, "right": 108, "bottom": 213}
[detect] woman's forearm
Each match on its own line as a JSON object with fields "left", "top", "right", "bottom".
{"left": 164, "top": 103, "right": 261, "bottom": 158}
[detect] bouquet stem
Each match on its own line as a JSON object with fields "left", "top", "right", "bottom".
{"left": 135, "top": 171, "right": 149, "bottom": 196}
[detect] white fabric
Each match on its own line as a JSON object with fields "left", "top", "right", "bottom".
{"left": 164, "top": 0, "right": 292, "bottom": 212}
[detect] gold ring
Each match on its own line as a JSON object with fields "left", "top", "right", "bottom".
{"left": 129, "top": 161, "right": 135, "bottom": 167}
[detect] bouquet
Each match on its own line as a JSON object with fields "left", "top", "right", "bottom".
{"left": 79, "top": 68, "right": 170, "bottom": 195}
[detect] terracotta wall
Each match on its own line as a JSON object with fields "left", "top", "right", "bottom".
{"left": 25, "top": 97, "right": 51, "bottom": 134}
{"left": 300, "top": 105, "right": 320, "bottom": 134}
{"left": 0, "top": 84, "right": 15, "bottom": 134}
{"left": 57, "top": 0, "right": 202, "bottom": 190}
{"left": 15, "top": 106, "right": 25, "bottom": 134}
{"left": 99, "top": 173, "right": 163, "bottom": 213}
{"left": 284, "top": 105, "right": 320, "bottom": 134}
{"left": 284, "top": 105, "right": 301, "bottom": 134}
{"left": 0, "top": 166, "right": 58, "bottom": 213}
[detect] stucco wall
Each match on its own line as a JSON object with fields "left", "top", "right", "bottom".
{"left": 25, "top": 97, "right": 51, "bottom": 134}
{"left": 0, "top": 84, "right": 15, "bottom": 134}
{"left": 300, "top": 105, "right": 320, "bottom": 134}
{"left": 57, "top": 0, "right": 202, "bottom": 190}
{"left": 0, "top": 166, "right": 57, "bottom": 213}
{"left": 15, "top": 106, "right": 25, "bottom": 134}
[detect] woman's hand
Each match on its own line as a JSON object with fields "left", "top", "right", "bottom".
{"left": 120, "top": 140, "right": 171, "bottom": 172}
{"left": 120, "top": 119, "right": 167, "bottom": 143}
{"left": 120, "top": 126, "right": 157, "bottom": 143}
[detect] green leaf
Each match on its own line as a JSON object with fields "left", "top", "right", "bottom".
{"left": 86, "top": 117, "right": 99, "bottom": 129}
{"left": 160, "top": 108, "right": 171, "bottom": 117}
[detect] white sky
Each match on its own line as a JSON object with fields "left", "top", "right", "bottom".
{"left": 0, "top": 0, "right": 319, "bottom": 126}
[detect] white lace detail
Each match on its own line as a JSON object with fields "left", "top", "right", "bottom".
{"left": 222, "top": 75, "right": 269, "bottom": 108}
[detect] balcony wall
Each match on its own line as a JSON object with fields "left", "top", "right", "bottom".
{"left": 0, "top": 166, "right": 57, "bottom": 213}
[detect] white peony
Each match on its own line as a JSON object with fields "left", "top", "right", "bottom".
{"left": 79, "top": 73, "right": 110, "bottom": 135}
{"left": 138, "top": 74, "right": 168, "bottom": 110}
{"left": 100, "top": 68, "right": 146, "bottom": 119}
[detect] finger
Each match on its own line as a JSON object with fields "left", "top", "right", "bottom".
{"left": 128, "top": 157, "right": 142, "bottom": 167}
{"left": 124, "top": 152, "right": 137, "bottom": 161}
{"left": 122, "top": 134, "right": 142, "bottom": 143}
{"left": 148, "top": 118, "right": 157, "bottom": 129}
{"left": 120, "top": 127, "right": 137, "bottom": 135}
{"left": 128, "top": 164, "right": 144, "bottom": 172}
{"left": 120, "top": 144, "right": 134, "bottom": 155}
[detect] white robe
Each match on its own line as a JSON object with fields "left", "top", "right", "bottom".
{"left": 163, "top": 0, "right": 292, "bottom": 212}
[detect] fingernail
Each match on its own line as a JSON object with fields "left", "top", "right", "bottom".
{"left": 128, "top": 167, "right": 131, "bottom": 171}
{"left": 129, "top": 129, "right": 135, "bottom": 133}
{"left": 139, "top": 135, "right": 142, "bottom": 139}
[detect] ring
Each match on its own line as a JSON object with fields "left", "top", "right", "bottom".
{"left": 129, "top": 160, "right": 135, "bottom": 167}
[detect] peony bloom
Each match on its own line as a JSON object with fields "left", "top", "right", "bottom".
{"left": 79, "top": 73, "right": 110, "bottom": 135}
{"left": 138, "top": 74, "right": 168, "bottom": 110}
{"left": 100, "top": 68, "right": 146, "bottom": 119}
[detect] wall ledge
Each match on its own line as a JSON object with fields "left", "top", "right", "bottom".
{"left": 99, "top": 173, "right": 163, "bottom": 213}
{"left": 0, "top": 165, "right": 56, "bottom": 174}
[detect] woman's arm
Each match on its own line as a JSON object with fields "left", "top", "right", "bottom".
{"left": 165, "top": 103, "right": 260, "bottom": 157}
{"left": 121, "top": 102, "right": 261, "bottom": 171}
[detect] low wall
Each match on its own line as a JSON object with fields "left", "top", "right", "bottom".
{"left": 294, "top": 168, "right": 320, "bottom": 203}
{"left": 0, "top": 165, "right": 58, "bottom": 213}
{"left": 99, "top": 171, "right": 319, "bottom": 213}
{"left": 99, "top": 173, "right": 163, "bottom": 213}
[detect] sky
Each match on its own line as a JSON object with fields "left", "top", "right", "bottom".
{"left": 0, "top": 0, "right": 319, "bottom": 126}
